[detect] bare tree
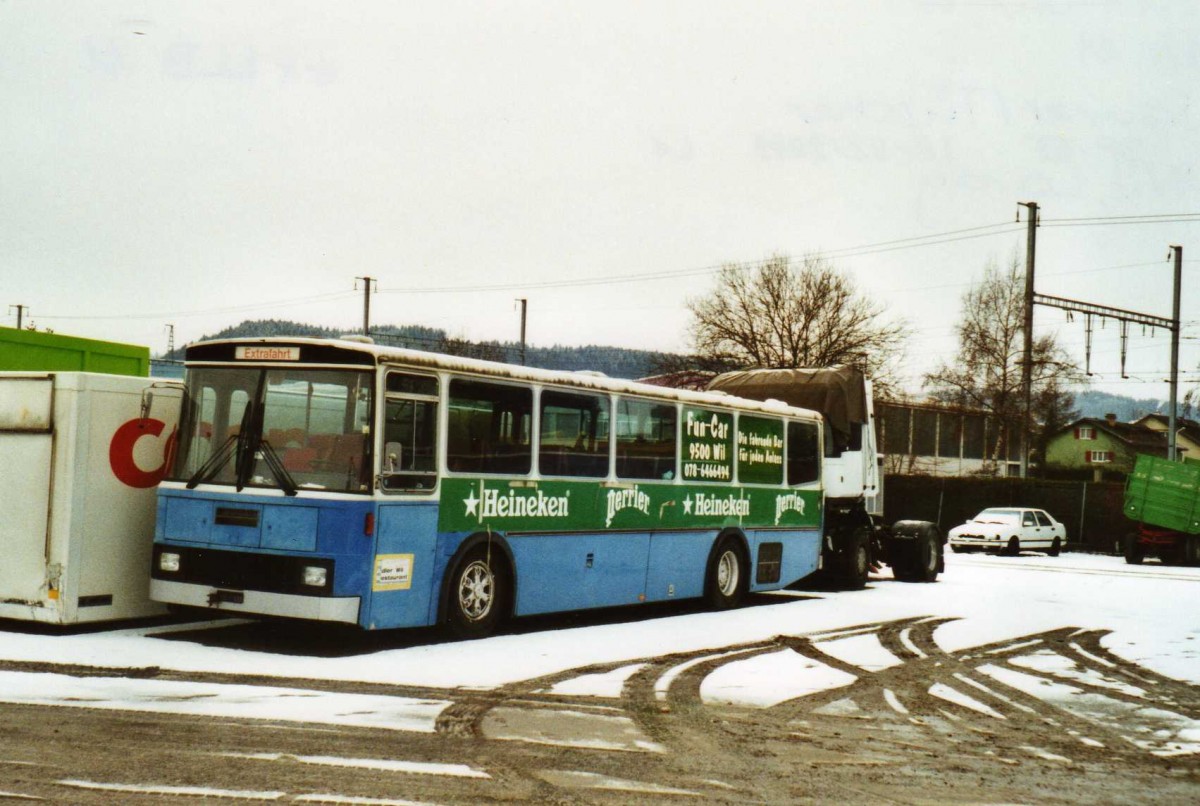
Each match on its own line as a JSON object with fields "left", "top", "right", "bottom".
{"left": 687, "top": 254, "right": 909, "bottom": 394}
{"left": 924, "top": 254, "right": 1082, "bottom": 469}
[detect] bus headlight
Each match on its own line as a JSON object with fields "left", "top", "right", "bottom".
{"left": 159, "top": 552, "right": 181, "bottom": 573}
{"left": 302, "top": 566, "right": 328, "bottom": 587}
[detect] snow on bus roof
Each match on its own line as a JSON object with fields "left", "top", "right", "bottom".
{"left": 192, "top": 336, "right": 821, "bottom": 421}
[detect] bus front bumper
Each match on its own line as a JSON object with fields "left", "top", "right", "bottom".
{"left": 151, "top": 579, "right": 361, "bottom": 625}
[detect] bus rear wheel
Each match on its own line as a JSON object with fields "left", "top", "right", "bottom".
{"left": 446, "top": 548, "right": 508, "bottom": 638}
{"left": 705, "top": 536, "right": 747, "bottom": 610}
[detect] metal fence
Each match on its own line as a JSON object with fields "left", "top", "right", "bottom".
{"left": 883, "top": 475, "right": 1128, "bottom": 553}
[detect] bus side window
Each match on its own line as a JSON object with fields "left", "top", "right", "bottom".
{"left": 447, "top": 379, "right": 532, "bottom": 475}
{"left": 788, "top": 420, "right": 820, "bottom": 485}
{"left": 539, "top": 390, "right": 608, "bottom": 478}
{"left": 615, "top": 398, "right": 676, "bottom": 480}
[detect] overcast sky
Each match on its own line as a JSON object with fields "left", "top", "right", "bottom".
{"left": 3, "top": 1, "right": 1197, "bottom": 399}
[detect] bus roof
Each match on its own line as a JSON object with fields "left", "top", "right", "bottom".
{"left": 186, "top": 336, "right": 823, "bottom": 422}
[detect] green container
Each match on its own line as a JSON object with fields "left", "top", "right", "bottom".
{"left": 1124, "top": 454, "right": 1200, "bottom": 534}
{"left": 0, "top": 327, "right": 149, "bottom": 377}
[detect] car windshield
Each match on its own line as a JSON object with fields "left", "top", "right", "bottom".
{"left": 172, "top": 366, "right": 374, "bottom": 494}
{"left": 973, "top": 509, "right": 1021, "bottom": 524}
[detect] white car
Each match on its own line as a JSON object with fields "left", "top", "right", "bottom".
{"left": 948, "top": 508, "right": 1065, "bottom": 556}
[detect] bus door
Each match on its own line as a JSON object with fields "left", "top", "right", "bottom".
{"left": 371, "top": 371, "right": 441, "bottom": 628}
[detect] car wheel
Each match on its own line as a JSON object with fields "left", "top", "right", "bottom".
{"left": 1048, "top": 537, "right": 1061, "bottom": 557}
{"left": 950, "top": 544, "right": 966, "bottom": 554}
{"left": 1122, "top": 532, "right": 1144, "bottom": 565}
{"left": 1004, "top": 536, "right": 1020, "bottom": 557}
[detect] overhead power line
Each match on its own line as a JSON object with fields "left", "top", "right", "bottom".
{"left": 1041, "top": 214, "right": 1200, "bottom": 229}
{"left": 377, "top": 222, "right": 1025, "bottom": 295}
{"left": 1041, "top": 212, "right": 1200, "bottom": 223}
{"left": 28, "top": 210, "right": 1200, "bottom": 322}
{"left": 36, "top": 291, "right": 359, "bottom": 321}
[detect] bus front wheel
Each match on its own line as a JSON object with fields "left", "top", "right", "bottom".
{"left": 705, "top": 536, "right": 748, "bottom": 610}
{"left": 446, "top": 548, "right": 508, "bottom": 638}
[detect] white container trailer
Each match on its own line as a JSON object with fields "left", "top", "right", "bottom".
{"left": 0, "top": 372, "right": 181, "bottom": 624}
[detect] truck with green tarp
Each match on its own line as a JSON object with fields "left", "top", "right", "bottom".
{"left": 1122, "top": 453, "right": 1200, "bottom": 565}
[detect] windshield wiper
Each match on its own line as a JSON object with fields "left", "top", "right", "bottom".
{"left": 185, "top": 434, "right": 238, "bottom": 489}
{"left": 256, "top": 438, "right": 298, "bottom": 497}
{"left": 234, "top": 374, "right": 268, "bottom": 492}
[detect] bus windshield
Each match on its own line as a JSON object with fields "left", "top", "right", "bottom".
{"left": 172, "top": 367, "right": 374, "bottom": 494}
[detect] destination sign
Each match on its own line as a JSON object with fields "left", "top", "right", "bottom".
{"left": 235, "top": 346, "right": 301, "bottom": 361}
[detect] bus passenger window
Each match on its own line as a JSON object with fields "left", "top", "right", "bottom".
{"left": 447, "top": 379, "right": 532, "bottom": 475}
{"left": 787, "top": 421, "right": 820, "bottom": 485}
{"left": 615, "top": 398, "right": 676, "bottom": 480}
{"left": 382, "top": 372, "right": 439, "bottom": 492}
{"left": 539, "top": 390, "right": 608, "bottom": 478}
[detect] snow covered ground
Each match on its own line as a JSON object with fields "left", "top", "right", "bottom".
{"left": 0, "top": 552, "right": 1195, "bottom": 695}
{"left": 0, "top": 552, "right": 1195, "bottom": 743}
{"left": 0, "top": 551, "right": 1196, "bottom": 802}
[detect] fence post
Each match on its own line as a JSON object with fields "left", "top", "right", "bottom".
{"left": 1078, "top": 482, "right": 1088, "bottom": 548}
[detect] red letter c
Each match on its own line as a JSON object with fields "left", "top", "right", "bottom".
{"left": 109, "top": 418, "right": 177, "bottom": 488}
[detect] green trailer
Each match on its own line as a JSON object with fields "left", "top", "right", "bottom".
{"left": 0, "top": 327, "right": 149, "bottom": 377}
{"left": 1122, "top": 454, "right": 1200, "bottom": 565}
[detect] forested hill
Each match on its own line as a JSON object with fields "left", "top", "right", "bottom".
{"left": 164, "top": 320, "right": 1179, "bottom": 415}
{"left": 1075, "top": 390, "right": 1174, "bottom": 421}
{"left": 167, "top": 319, "right": 671, "bottom": 380}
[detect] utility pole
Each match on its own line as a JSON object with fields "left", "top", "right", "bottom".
{"left": 1016, "top": 202, "right": 1180, "bottom": 466}
{"left": 1018, "top": 201, "right": 1038, "bottom": 478}
{"left": 1168, "top": 245, "right": 1183, "bottom": 461}
{"left": 354, "top": 277, "right": 376, "bottom": 336}
{"left": 516, "top": 298, "right": 527, "bottom": 365}
{"left": 8, "top": 304, "right": 28, "bottom": 330}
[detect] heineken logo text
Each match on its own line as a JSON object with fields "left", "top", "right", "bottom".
{"left": 464, "top": 485, "right": 571, "bottom": 521}
{"left": 687, "top": 492, "right": 750, "bottom": 518}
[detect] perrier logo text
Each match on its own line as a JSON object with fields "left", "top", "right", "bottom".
{"left": 605, "top": 484, "right": 651, "bottom": 526}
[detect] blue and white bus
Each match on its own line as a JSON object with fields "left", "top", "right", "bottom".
{"left": 150, "top": 337, "right": 826, "bottom": 635}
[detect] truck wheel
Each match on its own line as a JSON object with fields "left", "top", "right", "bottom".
{"left": 1048, "top": 537, "right": 1061, "bottom": 557}
{"left": 446, "top": 547, "right": 509, "bottom": 639}
{"left": 705, "top": 536, "right": 748, "bottom": 610}
{"left": 1122, "top": 532, "right": 1144, "bottom": 565}
{"left": 894, "top": 522, "right": 940, "bottom": 582}
{"left": 836, "top": 528, "right": 870, "bottom": 589}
